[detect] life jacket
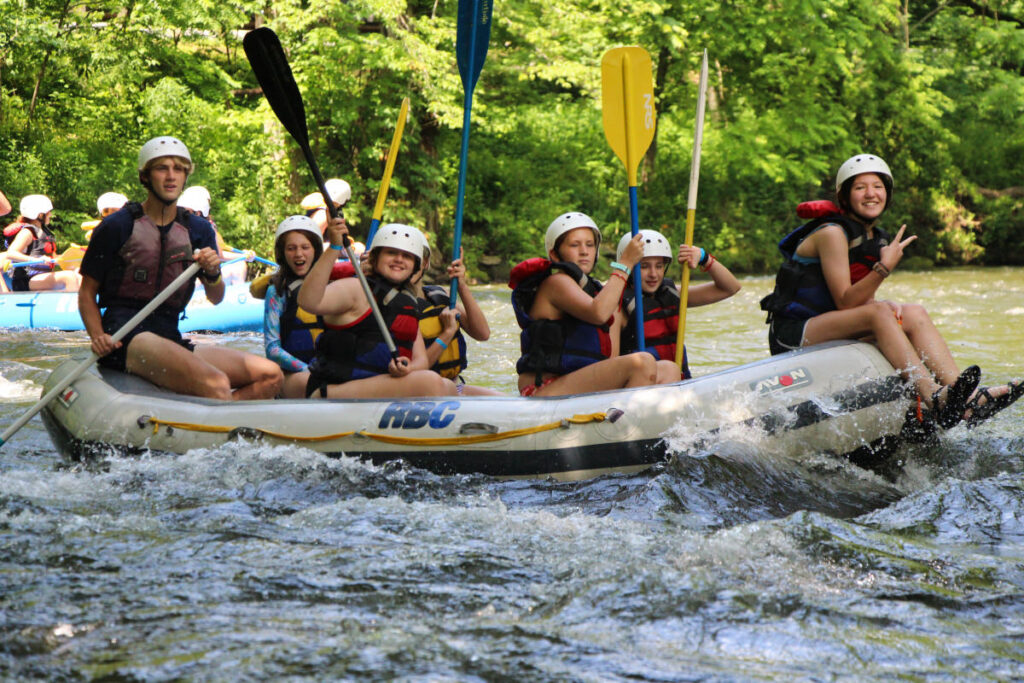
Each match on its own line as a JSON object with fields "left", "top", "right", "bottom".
{"left": 307, "top": 275, "right": 420, "bottom": 392}
{"left": 759, "top": 211, "right": 890, "bottom": 321}
{"left": 621, "top": 279, "right": 691, "bottom": 379}
{"left": 419, "top": 284, "right": 468, "bottom": 380}
{"left": 98, "top": 202, "right": 196, "bottom": 314}
{"left": 8, "top": 222, "right": 57, "bottom": 289}
{"left": 278, "top": 279, "right": 325, "bottom": 364}
{"left": 509, "top": 258, "right": 612, "bottom": 385}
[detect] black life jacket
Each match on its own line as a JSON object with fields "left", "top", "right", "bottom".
{"left": 621, "top": 278, "right": 691, "bottom": 379}
{"left": 509, "top": 258, "right": 612, "bottom": 386}
{"left": 418, "top": 284, "right": 468, "bottom": 380}
{"left": 98, "top": 202, "right": 196, "bottom": 315}
{"left": 759, "top": 212, "right": 890, "bottom": 321}
{"left": 307, "top": 275, "right": 420, "bottom": 393}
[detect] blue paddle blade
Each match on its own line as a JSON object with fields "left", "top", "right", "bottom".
{"left": 456, "top": 0, "right": 493, "bottom": 90}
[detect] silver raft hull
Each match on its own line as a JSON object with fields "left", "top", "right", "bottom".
{"left": 40, "top": 341, "right": 913, "bottom": 480}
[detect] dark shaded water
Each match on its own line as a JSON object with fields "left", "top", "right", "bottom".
{"left": 2, "top": 268, "right": 1023, "bottom": 680}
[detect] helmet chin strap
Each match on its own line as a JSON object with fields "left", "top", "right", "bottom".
{"left": 141, "top": 173, "right": 178, "bottom": 226}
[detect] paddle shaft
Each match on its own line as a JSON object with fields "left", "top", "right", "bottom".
{"left": 243, "top": 27, "right": 397, "bottom": 359}
{"left": 367, "top": 97, "right": 410, "bottom": 247}
{"left": 0, "top": 262, "right": 201, "bottom": 447}
{"left": 621, "top": 51, "right": 645, "bottom": 350}
{"left": 449, "top": 0, "right": 492, "bottom": 309}
{"left": 674, "top": 51, "right": 709, "bottom": 368}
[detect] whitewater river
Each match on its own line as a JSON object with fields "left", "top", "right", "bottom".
{"left": 2, "top": 267, "right": 1023, "bottom": 679}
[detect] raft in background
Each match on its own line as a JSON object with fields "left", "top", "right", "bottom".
{"left": 41, "top": 341, "right": 920, "bottom": 480}
{"left": 0, "top": 283, "right": 263, "bottom": 333}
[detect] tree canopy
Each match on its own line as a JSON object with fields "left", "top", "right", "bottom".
{"left": 2, "top": 0, "right": 1022, "bottom": 277}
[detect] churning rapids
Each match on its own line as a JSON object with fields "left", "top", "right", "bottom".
{"left": 2, "top": 268, "right": 1023, "bottom": 680}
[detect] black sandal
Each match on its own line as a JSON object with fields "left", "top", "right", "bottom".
{"left": 964, "top": 380, "right": 1024, "bottom": 429}
{"left": 931, "top": 365, "right": 981, "bottom": 429}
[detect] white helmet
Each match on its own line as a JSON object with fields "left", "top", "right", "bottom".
{"left": 96, "top": 192, "right": 128, "bottom": 214}
{"left": 274, "top": 214, "right": 323, "bottom": 247}
{"left": 616, "top": 229, "right": 672, "bottom": 262}
{"left": 19, "top": 194, "right": 53, "bottom": 220}
{"left": 137, "top": 136, "right": 192, "bottom": 172}
{"left": 835, "top": 154, "right": 892, "bottom": 192}
{"left": 179, "top": 186, "right": 211, "bottom": 217}
{"left": 370, "top": 223, "right": 426, "bottom": 266}
{"left": 324, "top": 178, "right": 351, "bottom": 207}
{"left": 545, "top": 212, "right": 601, "bottom": 255}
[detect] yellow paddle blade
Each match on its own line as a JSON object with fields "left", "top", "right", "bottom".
{"left": 81, "top": 219, "right": 100, "bottom": 231}
{"left": 55, "top": 244, "right": 86, "bottom": 270}
{"left": 601, "top": 46, "right": 656, "bottom": 187}
{"left": 372, "top": 96, "right": 410, "bottom": 222}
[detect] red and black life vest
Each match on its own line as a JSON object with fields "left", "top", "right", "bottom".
{"left": 98, "top": 202, "right": 196, "bottom": 314}
{"left": 759, "top": 211, "right": 890, "bottom": 322}
{"left": 7, "top": 223, "right": 57, "bottom": 289}
{"left": 509, "top": 258, "right": 612, "bottom": 386}
{"left": 621, "top": 279, "right": 691, "bottom": 379}
{"left": 306, "top": 275, "right": 420, "bottom": 394}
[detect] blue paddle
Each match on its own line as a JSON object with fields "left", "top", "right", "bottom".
{"left": 448, "top": 0, "right": 493, "bottom": 309}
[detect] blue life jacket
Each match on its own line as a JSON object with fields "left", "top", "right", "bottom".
{"left": 510, "top": 258, "right": 612, "bottom": 386}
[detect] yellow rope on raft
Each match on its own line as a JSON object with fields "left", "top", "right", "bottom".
{"left": 146, "top": 412, "right": 608, "bottom": 447}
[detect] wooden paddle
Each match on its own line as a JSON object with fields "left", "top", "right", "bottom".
{"left": 675, "top": 50, "right": 710, "bottom": 369}
{"left": 243, "top": 27, "right": 398, "bottom": 361}
{"left": 602, "top": 46, "right": 656, "bottom": 351}
{"left": 0, "top": 261, "right": 202, "bottom": 448}
{"left": 366, "top": 97, "right": 410, "bottom": 247}
{"left": 448, "top": 0, "right": 493, "bottom": 309}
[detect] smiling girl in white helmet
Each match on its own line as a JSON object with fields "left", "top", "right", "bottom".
{"left": 761, "top": 153, "right": 1021, "bottom": 429}
{"left": 297, "top": 217, "right": 457, "bottom": 399}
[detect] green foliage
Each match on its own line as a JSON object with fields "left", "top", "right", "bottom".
{"left": 1, "top": 0, "right": 1021, "bottom": 271}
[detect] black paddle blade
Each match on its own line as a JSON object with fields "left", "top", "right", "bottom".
{"left": 243, "top": 27, "right": 310, "bottom": 149}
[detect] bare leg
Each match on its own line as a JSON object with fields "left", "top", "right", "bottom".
{"left": 898, "top": 304, "right": 960, "bottom": 385}
{"left": 317, "top": 370, "right": 457, "bottom": 399}
{"left": 456, "top": 384, "right": 506, "bottom": 396}
{"left": 655, "top": 359, "right": 682, "bottom": 384}
{"left": 29, "top": 271, "right": 82, "bottom": 292}
{"left": 194, "top": 345, "right": 283, "bottom": 400}
{"left": 126, "top": 333, "right": 234, "bottom": 400}
{"left": 281, "top": 371, "right": 311, "bottom": 399}
{"left": 804, "top": 301, "right": 944, "bottom": 406}
{"left": 520, "top": 352, "right": 657, "bottom": 397}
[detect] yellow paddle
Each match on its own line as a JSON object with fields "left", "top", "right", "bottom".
{"left": 674, "top": 50, "right": 710, "bottom": 369}
{"left": 366, "top": 97, "right": 410, "bottom": 246}
{"left": 5, "top": 244, "right": 86, "bottom": 272}
{"left": 602, "top": 46, "right": 656, "bottom": 350}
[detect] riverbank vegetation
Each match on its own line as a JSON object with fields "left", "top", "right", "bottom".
{"left": 2, "top": 0, "right": 1022, "bottom": 278}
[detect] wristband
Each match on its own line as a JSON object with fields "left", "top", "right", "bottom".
{"left": 610, "top": 270, "right": 629, "bottom": 283}
{"left": 697, "top": 248, "right": 708, "bottom": 267}
{"left": 199, "top": 267, "right": 222, "bottom": 283}
{"left": 609, "top": 261, "right": 629, "bottom": 273}
{"left": 700, "top": 255, "right": 716, "bottom": 273}
{"left": 435, "top": 338, "right": 448, "bottom": 349}
{"left": 329, "top": 243, "right": 345, "bottom": 251}
{"left": 873, "top": 261, "right": 891, "bottom": 278}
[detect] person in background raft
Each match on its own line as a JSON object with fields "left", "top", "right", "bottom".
{"left": 760, "top": 153, "right": 1022, "bottom": 429}
{"left": 298, "top": 218, "right": 457, "bottom": 399}
{"left": 259, "top": 215, "right": 326, "bottom": 398}
{"left": 510, "top": 211, "right": 661, "bottom": 397}
{"left": 410, "top": 236, "right": 503, "bottom": 396}
{"left": 617, "top": 229, "right": 741, "bottom": 383}
{"left": 81, "top": 192, "right": 129, "bottom": 242}
{"left": 301, "top": 178, "right": 351, "bottom": 234}
{"left": 179, "top": 185, "right": 247, "bottom": 285}
{"left": 4, "top": 194, "right": 82, "bottom": 292}
{"left": 78, "top": 136, "right": 282, "bottom": 400}
{"left": 0, "top": 189, "right": 11, "bottom": 218}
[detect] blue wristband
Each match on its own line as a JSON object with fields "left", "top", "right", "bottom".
{"left": 329, "top": 243, "right": 345, "bottom": 251}
{"left": 697, "top": 248, "right": 708, "bottom": 266}
{"left": 435, "top": 338, "right": 448, "bottom": 349}
{"left": 610, "top": 261, "right": 629, "bottom": 273}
